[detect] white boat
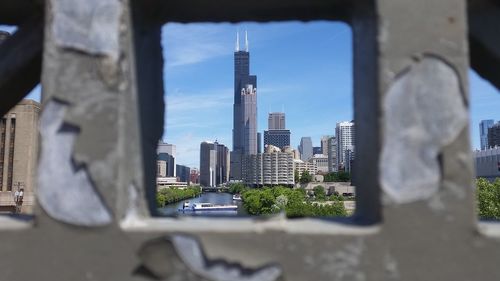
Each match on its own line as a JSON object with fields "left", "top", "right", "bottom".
{"left": 191, "top": 203, "right": 238, "bottom": 211}
{"left": 183, "top": 202, "right": 190, "bottom": 209}
{"left": 232, "top": 194, "right": 242, "bottom": 201}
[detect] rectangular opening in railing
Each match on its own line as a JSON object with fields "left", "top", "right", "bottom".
{"left": 156, "top": 21, "right": 356, "bottom": 218}
{"left": 0, "top": 25, "right": 40, "bottom": 217}
{"left": 471, "top": 70, "right": 500, "bottom": 221}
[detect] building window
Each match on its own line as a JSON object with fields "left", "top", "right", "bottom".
{"left": 7, "top": 118, "right": 15, "bottom": 191}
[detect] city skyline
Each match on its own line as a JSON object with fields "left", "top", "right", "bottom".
{"left": 1, "top": 23, "right": 499, "bottom": 168}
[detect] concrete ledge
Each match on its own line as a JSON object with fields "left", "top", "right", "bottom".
{"left": 122, "top": 216, "right": 380, "bottom": 235}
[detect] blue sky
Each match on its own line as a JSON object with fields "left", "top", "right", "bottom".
{"left": 1, "top": 22, "right": 499, "bottom": 169}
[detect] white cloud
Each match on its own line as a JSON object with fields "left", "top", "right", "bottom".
{"left": 162, "top": 24, "right": 232, "bottom": 68}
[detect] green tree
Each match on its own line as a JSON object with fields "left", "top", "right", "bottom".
{"left": 300, "top": 170, "right": 313, "bottom": 184}
{"left": 313, "top": 185, "right": 326, "bottom": 200}
{"left": 477, "top": 178, "right": 500, "bottom": 220}
{"left": 229, "top": 183, "right": 246, "bottom": 194}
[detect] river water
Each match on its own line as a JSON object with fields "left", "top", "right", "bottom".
{"left": 158, "top": 192, "right": 248, "bottom": 217}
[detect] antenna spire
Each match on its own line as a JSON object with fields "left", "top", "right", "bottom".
{"left": 245, "top": 30, "right": 249, "bottom": 52}
{"left": 236, "top": 31, "right": 240, "bottom": 52}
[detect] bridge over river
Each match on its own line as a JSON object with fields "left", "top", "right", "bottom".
{"left": 201, "top": 186, "right": 230, "bottom": 192}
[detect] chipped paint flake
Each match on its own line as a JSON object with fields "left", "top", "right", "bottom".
{"left": 37, "top": 100, "right": 112, "bottom": 226}
{"left": 52, "top": 0, "right": 121, "bottom": 59}
{"left": 172, "top": 235, "right": 282, "bottom": 281}
{"left": 380, "top": 57, "right": 468, "bottom": 204}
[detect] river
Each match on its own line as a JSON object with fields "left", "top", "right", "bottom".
{"left": 158, "top": 192, "right": 248, "bottom": 217}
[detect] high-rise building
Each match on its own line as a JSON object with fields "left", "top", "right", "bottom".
{"left": 157, "top": 141, "right": 176, "bottom": 176}
{"left": 264, "top": 130, "right": 291, "bottom": 150}
{"left": 488, "top": 122, "right": 500, "bottom": 148}
{"left": 298, "top": 137, "right": 313, "bottom": 161}
{"left": 268, "top": 112, "right": 286, "bottom": 130}
{"left": 157, "top": 153, "right": 175, "bottom": 177}
{"left": 336, "top": 121, "right": 355, "bottom": 171}
{"left": 321, "top": 135, "right": 332, "bottom": 155}
{"left": 480, "top": 120, "right": 495, "bottom": 150}
{"left": 264, "top": 112, "right": 290, "bottom": 150}
{"left": 313, "top": 146, "right": 322, "bottom": 155}
{"left": 231, "top": 31, "right": 257, "bottom": 180}
{"left": 190, "top": 168, "right": 200, "bottom": 184}
{"left": 308, "top": 154, "right": 329, "bottom": 174}
{"left": 157, "top": 160, "right": 167, "bottom": 177}
{"left": 327, "top": 136, "right": 337, "bottom": 172}
{"left": 0, "top": 99, "right": 41, "bottom": 213}
{"left": 216, "top": 143, "right": 230, "bottom": 185}
{"left": 242, "top": 145, "right": 294, "bottom": 187}
{"left": 474, "top": 147, "right": 500, "bottom": 181}
{"left": 200, "top": 141, "right": 217, "bottom": 187}
{"left": 200, "top": 141, "right": 229, "bottom": 187}
{"left": 242, "top": 84, "right": 257, "bottom": 155}
{"left": 257, "top": 132, "right": 262, "bottom": 154}
{"left": 176, "top": 164, "right": 191, "bottom": 184}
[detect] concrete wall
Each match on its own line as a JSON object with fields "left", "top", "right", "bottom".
{"left": 0, "top": 0, "right": 500, "bottom": 281}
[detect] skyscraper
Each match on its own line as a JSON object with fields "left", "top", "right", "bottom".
{"left": 242, "top": 84, "right": 257, "bottom": 155}
{"left": 488, "top": 122, "right": 500, "bottom": 148}
{"left": 264, "top": 112, "right": 291, "bottom": 150}
{"left": 200, "top": 141, "right": 217, "bottom": 187}
{"left": 298, "top": 137, "right": 313, "bottom": 161}
{"left": 327, "top": 136, "right": 337, "bottom": 172}
{"left": 200, "top": 141, "right": 230, "bottom": 187}
{"left": 336, "top": 121, "right": 355, "bottom": 171}
{"left": 321, "top": 135, "right": 332, "bottom": 155}
{"left": 231, "top": 31, "right": 257, "bottom": 180}
{"left": 480, "top": 120, "right": 495, "bottom": 150}
{"left": 157, "top": 141, "right": 176, "bottom": 177}
{"left": 268, "top": 112, "right": 286, "bottom": 130}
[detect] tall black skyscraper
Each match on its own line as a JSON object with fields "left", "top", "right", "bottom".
{"left": 231, "top": 31, "right": 257, "bottom": 180}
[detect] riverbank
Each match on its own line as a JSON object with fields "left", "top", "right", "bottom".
{"left": 241, "top": 186, "right": 347, "bottom": 217}
{"left": 156, "top": 186, "right": 202, "bottom": 208}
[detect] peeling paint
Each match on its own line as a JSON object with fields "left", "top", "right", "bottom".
{"left": 120, "top": 184, "right": 148, "bottom": 228}
{"left": 380, "top": 57, "right": 468, "bottom": 204}
{"left": 304, "top": 238, "right": 365, "bottom": 281}
{"left": 37, "top": 100, "right": 112, "bottom": 226}
{"left": 52, "top": 0, "right": 121, "bottom": 59}
{"left": 172, "top": 235, "right": 283, "bottom": 281}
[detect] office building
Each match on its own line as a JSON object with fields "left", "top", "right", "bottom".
{"left": 257, "top": 132, "right": 262, "bottom": 153}
{"left": 190, "top": 168, "right": 199, "bottom": 184}
{"left": 157, "top": 160, "right": 167, "bottom": 177}
{"left": 157, "top": 152, "right": 175, "bottom": 177}
{"left": 264, "top": 130, "right": 291, "bottom": 150}
{"left": 176, "top": 164, "right": 191, "bottom": 184}
{"left": 264, "top": 112, "right": 290, "bottom": 150}
{"left": 308, "top": 154, "right": 329, "bottom": 174}
{"left": 200, "top": 141, "right": 229, "bottom": 187}
{"left": 298, "top": 137, "right": 313, "bottom": 161}
{"left": 157, "top": 141, "right": 176, "bottom": 177}
{"left": 480, "top": 120, "right": 495, "bottom": 150}
{"left": 313, "top": 146, "right": 322, "bottom": 155}
{"left": 336, "top": 121, "right": 355, "bottom": 171}
{"left": 242, "top": 145, "right": 294, "bottom": 187}
{"left": 488, "top": 122, "right": 500, "bottom": 148}
{"left": 0, "top": 99, "right": 41, "bottom": 213}
{"left": 216, "top": 143, "right": 230, "bottom": 185}
{"left": 268, "top": 112, "right": 286, "bottom": 130}
{"left": 474, "top": 147, "right": 500, "bottom": 181}
{"left": 321, "top": 135, "right": 332, "bottom": 155}
{"left": 242, "top": 84, "right": 257, "bottom": 155}
{"left": 231, "top": 31, "right": 258, "bottom": 180}
{"left": 200, "top": 141, "right": 217, "bottom": 187}
{"left": 327, "top": 136, "right": 337, "bottom": 172}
